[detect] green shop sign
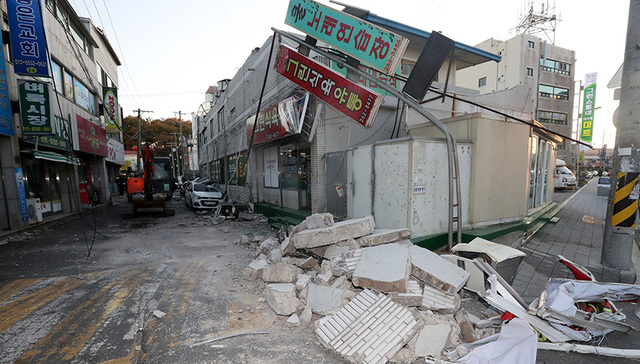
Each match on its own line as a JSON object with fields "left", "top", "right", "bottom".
{"left": 19, "top": 81, "right": 52, "bottom": 135}
{"left": 285, "top": 0, "right": 408, "bottom": 75}
{"left": 580, "top": 72, "right": 597, "bottom": 144}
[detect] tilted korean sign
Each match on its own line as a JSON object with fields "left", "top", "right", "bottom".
{"left": 24, "top": 116, "right": 71, "bottom": 151}
{"left": 276, "top": 45, "right": 382, "bottom": 127}
{"left": 7, "top": 0, "right": 49, "bottom": 77}
{"left": 580, "top": 72, "right": 597, "bottom": 144}
{"left": 103, "top": 87, "right": 120, "bottom": 134}
{"left": 246, "top": 94, "right": 309, "bottom": 145}
{"left": 19, "top": 80, "right": 52, "bottom": 135}
{"left": 285, "top": 0, "right": 408, "bottom": 75}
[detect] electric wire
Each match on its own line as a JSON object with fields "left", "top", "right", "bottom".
{"left": 100, "top": 0, "right": 146, "bottom": 109}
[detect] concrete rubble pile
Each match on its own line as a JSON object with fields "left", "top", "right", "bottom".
{"left": 240, "top": 214, "right": 640, "bottom": 363}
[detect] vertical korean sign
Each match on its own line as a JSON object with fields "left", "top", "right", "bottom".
{"left": 103, "top": 87, "right": 120, "bottom": 133}
{"left": 7, "top": 0, "right": 50, "bottom": 77}
{"left": 19, "top": 80, "right": 52, "bottom": 135}
{"left": 285, "top": 0, "right": 408, "bottom": 75}
{"left": 0, "top": 36, "right": 14, "bottom": 136}
{"left": 15, "top": 168, "right": 28, "bottom": 222}
{"left": 580, "top": 72, "right": 597, "bottom": 144}
{"left": 276, "top": 45, "right": 382, "bottom": 127}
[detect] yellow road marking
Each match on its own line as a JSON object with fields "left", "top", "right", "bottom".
{"left": 0, "top": 278, "right": 42, "bottom": 304}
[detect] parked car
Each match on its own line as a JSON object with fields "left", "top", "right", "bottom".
{"left": 554, "top": 166, "right": 577, "bottom": 190}
{"left": 597, "top": 177, "right": 611, "bottom": 196}
{"left": 185, "top": 183, "right": 223, "bottom": 209}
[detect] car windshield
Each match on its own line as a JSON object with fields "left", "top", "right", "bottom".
{"left": 598, "top": 177, "right": 611, "bottom": 185}
{"left": 194, "top": 183, "right": 220, "bottom": 193}
{"left": 557, "top": 166, "right": 573, "bottom": 175}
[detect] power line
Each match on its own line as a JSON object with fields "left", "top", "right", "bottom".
{"left": 100, "top": 0, "right": 146, "bottom": 109}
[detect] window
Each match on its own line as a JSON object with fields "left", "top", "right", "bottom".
{"left": 63, "top": 70, "right": 74, "bottom": 100}
{"left": 540, "top": 57, "right": 571, "bottom": 76}
{"left": 528, "top": 40, "right": 535, "bottom": 49}
{"left": 51, "top": 61, "right": 63, "bottom": 93}
{"left": 217, "top": 107, "right": 225, "bottom": 133}
{"left": 538, "top": 84, "right": 569, "bottom": 100}
{"left": 478, "top": 77, "right": 487, "bottom": 87}
{"left": 74, "top": 79, "right": 91, "bottom": 111}
{"left": 527, "top": 67, "right": 534, "bottom": 77}
{"left": 537, "top": 110, "right": 568, "bottom": 125}
{"left": 400, "top": 60, "right": 416, "bottom": 77}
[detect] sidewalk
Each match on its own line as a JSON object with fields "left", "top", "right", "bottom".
{"left": 510, "top": 178, "right": 639, "bottom": 303}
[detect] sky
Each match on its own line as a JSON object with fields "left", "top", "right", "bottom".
{"left": 70, "top": 0, "right": 630, "bottom": 148}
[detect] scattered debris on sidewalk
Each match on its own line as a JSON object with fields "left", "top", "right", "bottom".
{"left": 230, "top": 213, "right": 640, "bottom": 363}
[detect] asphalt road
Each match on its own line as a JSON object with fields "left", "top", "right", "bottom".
{"left": 0, "top": 196, "right": 344, "bottom": 364}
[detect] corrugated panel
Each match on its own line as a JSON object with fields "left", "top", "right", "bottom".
{"left": 325, "top": 151, "right": 347, "bottom": 219}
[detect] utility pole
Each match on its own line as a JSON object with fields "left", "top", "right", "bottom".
{"left": 134, "top": 108, "right": 153, "bottom": 174}
{"left": 172, "top": 111, "right": 185, "bottom": 178}
{"left": 602, "top": 1, "right": 639, "bottom": 270}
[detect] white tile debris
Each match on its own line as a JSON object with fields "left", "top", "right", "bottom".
{"left": 306, "top": 283, "right": 356, "bottom": 316}
{"left": 421, "top": 284, "right": 460, "bottom": 313}
{"left": 314, "top": 289, "right": 420, "bottom": 364}
{"left": 388, "top": 280, "right": 423, "bottom": 307}
{"left": 291, "top": 216, "right": 375, "bottom": 249}
{"left": 331, "top": 249, "right": 363, "bottom": 278}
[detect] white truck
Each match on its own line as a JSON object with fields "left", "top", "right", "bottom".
{"left": 554, "top": 159, "right": 577, "bottom": 189}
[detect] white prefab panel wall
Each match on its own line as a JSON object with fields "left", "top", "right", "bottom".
{"left": 407, "top": 141, "right": 471, "bottom": 236}
{"left": 347, "top": 138, "right": 471, "bottom": 238}
{"left": 347, "top": 146, "right": 373, "bottom": 218}
{"left": 373, "top": 142, "right": 410, "bottom": 230}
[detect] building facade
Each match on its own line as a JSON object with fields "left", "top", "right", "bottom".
{"left": 0, "top": 0, "right": 122, "bottom": 231}
{"left": 455, "top": 33, "right": 576, "bottom": 161}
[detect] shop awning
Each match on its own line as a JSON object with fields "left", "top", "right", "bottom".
{"left": 33, "top": 150, "right": 81, "bottom": 165}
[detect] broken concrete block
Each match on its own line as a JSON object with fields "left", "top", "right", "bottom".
{"left": 291, "top": 216, "right": 375, "bottom": 249}
{"left": 306, "top": 283, "right": 355, "bottom": 316}
{"left": 314, "top": 289, "right": 421, "bottom": 363}
{"left": 295, "top": 274, "right": 312, "bottom": 291}
{"left": 280, "top": 236, "right": 295, "bottom": 256}
{"left": 323, "top": 238, "right": 360, "bottom": 259}
{"left": 287, "top": 314, "right": 300, "bottom": 327}
{"left": 264, "top": 283, "right": 300, "bottom": 316}
{"left": 455, "top": 311, "right": 477, "bottom": 343}
{"left": 388, "top": 279, "right": 423, "bottom": 307}
{"left": 316, "top": 270, "right": 333, "bottom": 285}
{"left": 352, "top": 243, "right": 411, "bottom": 293}
{"left": 356, "top": 228, "right": 412, "bottom": 247}
{"left": 299, "top": 304, "right": 313, "bottom": 326}
{"left": 422, "top": 284, "right": 460, "bottom": 313}
{"left": 258, "top": 237, "right": 280, "bottom": 255}
{"left": 269, "top": 248, "right": 283, "bottom": 262}
{"left": 243, "top": 258, "right": 268, "bottom": 281}
{"left": 320, "top": 259, "right": 332, "bottom": 275}
{"left": 153, "top": 310, "right": 166, "bottom": 319}
{"left": 262, "top": 263, "right": 303, "bottom": 283}
{"left": 293, "top": 213, "right": 335, "bottom": 234}
{"left": 410, "top": 244, "right": 470, "bottom": 294}
{"left": 330, "top": 249, "right": 362, "bottom": 278}
{"left": 413, "top": 323, "right": 453, "bottom": 359}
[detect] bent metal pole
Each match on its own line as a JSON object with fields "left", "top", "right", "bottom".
{"left": 272, "top": 28, "right": 462, "bottom": 248}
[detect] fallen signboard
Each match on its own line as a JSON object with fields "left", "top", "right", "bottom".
{"left": 276, "top": 44, "right": 382, "bottom": 127}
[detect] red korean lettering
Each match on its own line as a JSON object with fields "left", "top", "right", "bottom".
{"left": 321, "top": 16, "right": 338, "bottom": 36}
{"left": 353, "top": 29, "right": 371, "bottom": 52}
{"left": 369, "top": 36, "right": 390, "bottom": 60}
{"left": 336, "top": 22, "right": 353, "bottom": 43}
{"left": 306, "top": 11, "right": 322, "bottom": 31}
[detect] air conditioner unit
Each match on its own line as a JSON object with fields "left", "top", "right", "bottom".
{"left": 26, "top": 198, "right": 43, "bottom": 224}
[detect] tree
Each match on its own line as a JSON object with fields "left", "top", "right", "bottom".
{"left": 121, "top": 116, "right": 192, "bottom": 157}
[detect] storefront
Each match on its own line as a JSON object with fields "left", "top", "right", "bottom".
{"left": 248, "top": 93, "right": 312, "bottom": 210}
{"left": 20, "top": 115, "right": 79, "bottom": 221}
{"left": 105, "top": 137, "right": 125, "bottom": 196}
{"left": 73, "top": 114, "right": 108, "bottom": 205}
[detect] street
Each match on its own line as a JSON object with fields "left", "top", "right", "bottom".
{"left": 0, "top": 196, "right": 344, "bottom": 364}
